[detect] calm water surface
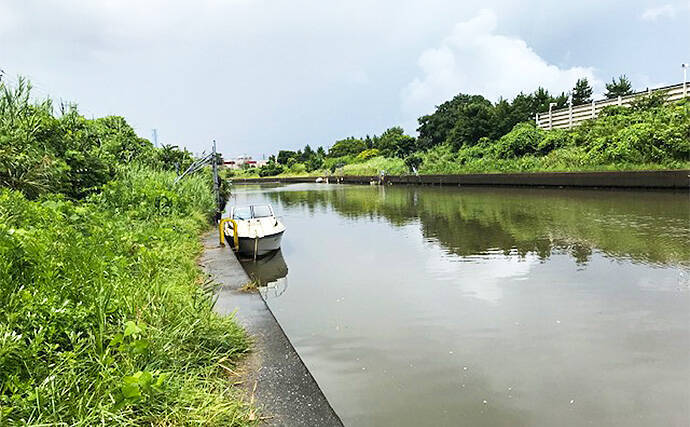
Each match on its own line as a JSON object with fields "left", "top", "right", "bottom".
{"left": 231, "top": 184, "right": 689, "bottom": 426}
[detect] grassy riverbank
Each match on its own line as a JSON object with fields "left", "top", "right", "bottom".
{"left": 0, "top": 79, "right": 253, "bottom": 425}
{"left": 235, "top": 89, "right": 689, "bottom": 178}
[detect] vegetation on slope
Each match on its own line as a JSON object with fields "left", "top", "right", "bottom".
{"left": 0, "top": 78, "right": 252, "bottom": 425}
{"left": 234, "top": 78, "right": 689, "bottom": 178}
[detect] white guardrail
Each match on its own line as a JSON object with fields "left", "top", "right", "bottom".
{"left": 536, "top": 82, "right": 688, "bottom": 130}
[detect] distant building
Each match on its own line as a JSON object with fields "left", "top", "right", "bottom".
{"left": 224, "top": 155, "right": 267, "bottom": 169}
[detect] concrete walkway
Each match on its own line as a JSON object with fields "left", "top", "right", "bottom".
{"left": 199, "top": 231, "right": 342, "bottom": 426}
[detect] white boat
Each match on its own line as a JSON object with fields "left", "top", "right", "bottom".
{"left": 224, "top": 204, "right": 285, "bottom": 257}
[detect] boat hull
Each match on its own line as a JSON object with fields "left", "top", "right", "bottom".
{"left": 229, "top": 231, "right": 284, "bottom": 257}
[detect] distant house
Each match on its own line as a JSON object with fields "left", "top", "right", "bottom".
{"left": 224, "top": 155, "right": 267, "bottom": 169}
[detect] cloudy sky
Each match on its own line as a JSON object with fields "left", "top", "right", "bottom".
{"left": 1, "top": 1, "right": 688, "bottom": 157}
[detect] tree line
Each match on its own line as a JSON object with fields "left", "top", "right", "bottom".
{"left": 248, "top": 74, "right": 639, "bottom": 176}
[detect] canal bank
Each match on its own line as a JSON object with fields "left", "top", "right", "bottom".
{"left": 231, "top": 169, "right": 690, "bottom": 189}
{"left": 198, "top": 231, "right": 343, "bottom": 426}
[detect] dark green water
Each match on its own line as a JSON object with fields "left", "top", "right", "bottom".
{"left": 231, "top": 183, "right": 689, "bottom": 426}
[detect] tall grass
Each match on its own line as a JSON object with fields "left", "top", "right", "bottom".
{"left": 0, "top": 168, "right": 253, "bottom": 425}
{"left": 338, "top": 156, "right": 408, "bottom": 175}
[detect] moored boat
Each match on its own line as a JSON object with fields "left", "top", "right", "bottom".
{"left": 223, "top": 204, "right": 285, "bottom": 257}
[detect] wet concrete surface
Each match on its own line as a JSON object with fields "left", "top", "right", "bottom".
{"left": 199, "top": 231, "right": 343, "bottom": 426}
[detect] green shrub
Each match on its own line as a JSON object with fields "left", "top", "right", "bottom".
{"left": 0, "top": 169, "right": 252, "bottom": 425}
{"left": 537, "top": 129, "right": 572, "bottom": 155}
{"left": 339, "top": 156, "right": 407, "bottom": 175}
{"left": 285, "top": 162, "right": 307, "bottom": 175}
{"left": 259, "top": 161, "right": 284, "bottom": 177}
{"left": 356, "top": 148, "right": 380, "bottom": 161}
{"left": 323, "top": 155, "right": 353, "bottom": 173}
{"left": 493, "top": 123, "right": 544, "bottom": 158}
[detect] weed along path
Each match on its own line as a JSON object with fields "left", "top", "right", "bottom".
{"left": 198, "top": 230, "right": 343, "bottom": 426}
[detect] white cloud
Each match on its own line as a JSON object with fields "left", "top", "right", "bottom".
{"left": 401, "top": 9, "right": 598, "bottom": 121}
{"left": 641, "top": 4, "right": 676, "bottom": 21}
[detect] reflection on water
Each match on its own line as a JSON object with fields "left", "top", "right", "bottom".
{"left": 232, "top": 184, "right": 690, "bottom": 426}
{"left": 240, "top": 249, "right": 289, "bottom": 299}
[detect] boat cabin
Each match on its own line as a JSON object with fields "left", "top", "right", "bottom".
{"left": 230, "top": 205, "right": 276, "bottom": 221}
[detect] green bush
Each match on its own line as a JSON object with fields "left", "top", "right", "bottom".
{"left": 328, "top": 137, "right": 367, "bottom": 157}
{"left": 537, "top": 129, "right": 572, "bottom": 155}
{"left": 0, "top": 77, "right": 253, "bottom": 425}
{"left": 493, "top": 123, "right": 544, "bottom": 158}
{"left": 356, "top": 148, "right": 380, "bottom": 161}
{"left": 339, "top": 156, "right": 407, "bottom": 175}
{"left": 259, "top": 161, "right": 284, "bottom": 177}
{"left": 323, "top": 155, "right": 353, "bottom": 173}
{"left": 0, "top": 169, "right": 252, "bottom": 425}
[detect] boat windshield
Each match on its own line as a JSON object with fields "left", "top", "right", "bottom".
{"left": 232, "top": 207, "right": 252, "bottom": 220}
{"left": 252, "top": 205, "right": 273, "bottom": 218}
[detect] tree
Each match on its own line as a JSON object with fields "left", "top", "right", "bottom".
{"left": 605, "top": 75, "right": 633, "bottom": 99}
{"left": 417, "top": 94, "right": 486, "bottom": 150}
{"left": 328, "top": 137, "right": 367, "bottom": 157}
{"left": 259, "top": 158, "right": 283, "bottom": 177}
{"left": 301, "top": 144, "right": 315, "bottom": 162}
{"left": 276, "top": 150, "right": 296, "bottom": 165}
{"left": 404, "top": 154, "right": 422, "bottom": 173}
{"left": 376, "top": 127, "right": 417, "bottom": 158}
{"left": 552, "top": 91, "right": 569, "bottom": 108}
{"left": 446, "top": 98, "right": 495, "bottom": 149}
{"left": 157, "top": 144, "right": 194, "bottom": 172}
{"left": 572, "top": 78, "right": 593, "bottom": 105}
{"left": 531, "top": 87, "right": 553, "bottom": 114}
{"left": 305, "top": 156, "right": 324, "bottom": 172}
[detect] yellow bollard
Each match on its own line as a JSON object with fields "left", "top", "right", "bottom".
{"left": 218, "top": 218, "right": 239, "bottom": 251}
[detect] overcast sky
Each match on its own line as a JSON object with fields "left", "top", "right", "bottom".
{"left": 1, "top": 0, "right": 688, "bottom": 157}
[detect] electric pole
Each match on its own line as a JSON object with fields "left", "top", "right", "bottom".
{"left": 212, "top": 140, "right": 221, "bottom": 221}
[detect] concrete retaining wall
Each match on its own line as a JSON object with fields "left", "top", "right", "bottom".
{"left": 232, "top": 170, "right": 690, "bottom": 189}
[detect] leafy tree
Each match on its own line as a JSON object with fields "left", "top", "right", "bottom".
{"left": 355, "top": 148, "right": 380, "bottom": 161}
{"left": 404, "top": 154, "right": 422, "bottom": 172}
{"left": 553, "top": 91, "right": 569, "bottom": 109}
{"left": 259, "top": 159, "right": 283, "bottom": 176}
{"left": 305, "top": 156, "right": 324, "bottom": 172}
{"left": 494, "top": 93, "right": 536, "bottom": 138}
{"left": 532, "top": 87, "right": 553, "bottom": 114}
{"left": 301, "top": 144, "right": 315, "bottom": 162}
{"left": 417, "top": 94, "right": 487, "bottom": 150}
{"left": 605, "top": 75, "right": 633, "bottom": 99}
{"left": 316, "top": 146, "right": 326, "bottom": 157}
{"left": 157, "top": 144, "right": 194, "bottom": 172}
{"left": 376, "top": 127, "right": 417, "bottom": 158}
{"left": 277, "top": 150, "right": 296, "bottom": 165}
{"left": 328, "top": 137, "right": 367, "bottom": 157}
{"left": 572, "top": 78, "right": 593, "bottom": 105}
{"left": 364, "top": 135, "right": 374, "bottom": 149}
{"left": 446, "top": 97, "right": 495, "bottom": 149}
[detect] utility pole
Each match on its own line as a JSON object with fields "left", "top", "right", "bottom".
{"left": 212, "top": 140, "right": 221, "bottom": 221}
{"left": 152, "top": 129, "right": 158, "bottom": 147}
{"left": 683, "top": 63, "right": 688, "bottom": 97}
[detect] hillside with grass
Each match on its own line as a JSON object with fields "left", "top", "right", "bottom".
{"left": 0, "top": 79, "right": 253, "bottom": 425}
{"left": 234, "top": 81, "right": 690, "bottom": 178}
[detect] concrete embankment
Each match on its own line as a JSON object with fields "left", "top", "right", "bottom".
{"left": 232, "top": 169, "right": 690, "bottom": 189}
{"left": 199, "top": 231, "right": 342, "bottom": 426}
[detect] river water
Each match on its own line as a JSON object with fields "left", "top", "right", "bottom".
{"left": 231, "top": 183, "right": 689, "bottom": 426}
